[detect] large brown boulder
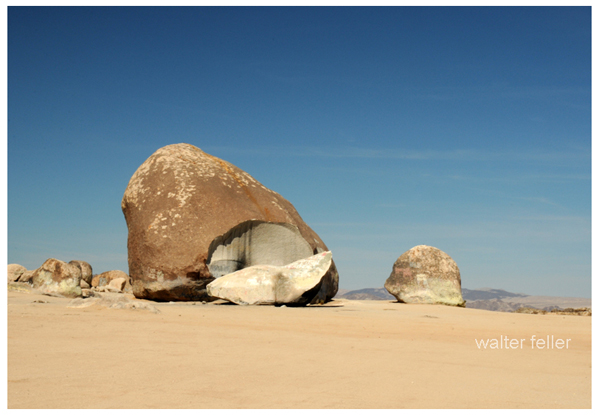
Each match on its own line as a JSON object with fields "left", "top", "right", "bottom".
{"left": 31, "top": 258, "right": 82, "bottom": 298}
{"left": 384, "top": 245, "right": 465, "bottom": 307}
{"left": 121, "top": 143, "right": 338, "bottom": 302}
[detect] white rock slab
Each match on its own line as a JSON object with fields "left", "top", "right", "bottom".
{"left": 206, "top": 251, "right": 333, "bottom": 306}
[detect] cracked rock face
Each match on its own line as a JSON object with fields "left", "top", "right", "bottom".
{"left": 207, "top": 251, "right": 334, "bottom": 305}
{"left": 384, "top": 245, "right": 465, "bottom": 307}
{"left": 122, "top": 143, "right": 338, "bottom": 302}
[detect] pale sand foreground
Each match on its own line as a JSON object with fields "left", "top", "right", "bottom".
{"left": 7, "top": 291, "right": 591, "bottom": 409}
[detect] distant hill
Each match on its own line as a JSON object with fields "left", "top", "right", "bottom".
{"left": 336, "top": 287, "right": 525, "bottom": 302}
{"left": 461, "top": 288, "right": 528, "bottom": 301}
{"left": 465, "top": 298, "right": 528, "bottom": 312}
{"left": 462, "top": 288, "right": 591, "bottom": 312}
{"left": 335, "top": 288, "right": 394, "bottom": 301}
{"left": 335, "top": 288, "right": 350, "bottom": 297}
{"left": 335, "top": 287, "right": 591, "bottom": 312}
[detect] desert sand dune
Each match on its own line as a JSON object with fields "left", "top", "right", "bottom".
{"left": 7, "top": 291, "right": 591, "bottom": 409}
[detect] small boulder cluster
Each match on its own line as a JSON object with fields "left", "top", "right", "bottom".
{"left": 8, "top": 145, "right": 469, "bottom": 309}
{"left": 7, "top": 259, "right": 132, "bottom": 298}
{"left": 119, "top": 144, "right": 465, "bottom": 307}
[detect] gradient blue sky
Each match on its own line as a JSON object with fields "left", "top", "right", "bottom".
{"left": 7, "top": 6, "right": 591, "bottom": 297}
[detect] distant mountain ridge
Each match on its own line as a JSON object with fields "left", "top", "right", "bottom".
{"left": 335, "top": 287, "right": 528, "bottom": 302}
{"left": 461, "top": 288, "right": 528, "bottom": 301}
{"left": 335, "top": 288, "right": 394, "bottom": 301}
{"left": 335, "top": 287, "right": 591, "bottom": 312}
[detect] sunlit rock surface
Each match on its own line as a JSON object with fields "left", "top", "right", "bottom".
{"left": 92, "top": 270, "right": 132, "bottom": 293}
{"left": 69, "top": 260, "right": 93, "bottom": 285}
{"left": 207, "top": 251, "right": 334, "bottom": 306}
{"left": 31, "top": 258, "right": 82, "bottom": 298}
{"left": 7, "top": 264, "right": 27, "bottom": 283}
{"left": 18, "top": 269, "right": 36, "bottom": 284}
{"left": 384, "top": 245, "right": 465, "bottom": 307}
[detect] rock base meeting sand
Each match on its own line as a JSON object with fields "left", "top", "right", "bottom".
{"left": 7, "top": 290, "right": 591, "bottom": 409}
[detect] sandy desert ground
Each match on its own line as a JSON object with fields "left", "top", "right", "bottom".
{"left": 7, "top": 290, "right": 591, "bottom": 409}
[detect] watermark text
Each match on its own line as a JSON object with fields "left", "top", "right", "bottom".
{"left": 475, "top": 335, "right": 571, "bottom": 349}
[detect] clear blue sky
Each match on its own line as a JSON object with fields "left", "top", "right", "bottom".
{"left": 7, "top": 6, "right": 591, "bottom": 297}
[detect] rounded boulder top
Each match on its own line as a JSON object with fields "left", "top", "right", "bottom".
{"left": 121, "top": 143, "right": 338, "bottom": 302}
{"left": 384, "top": 245, "right": 465, "bottom": 307}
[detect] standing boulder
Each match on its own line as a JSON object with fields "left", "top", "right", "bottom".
{"left": 384, "top": 245, "right": 465, "bottom": 307}
{"left": 121, "top": 143, "right": 338, "bottom": 302}
{"left": 31, "top": 258, "right": 82, "bottom": 298}
{"left": 7, "top": 264, "right": 27, "bottom": 283}
{"left": 69, "top": 260, "right": 93, "bottom": 285}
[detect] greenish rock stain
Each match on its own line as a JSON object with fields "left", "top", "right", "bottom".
{"left": 32, "top": 266, "right": 82, "bottom": 298}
